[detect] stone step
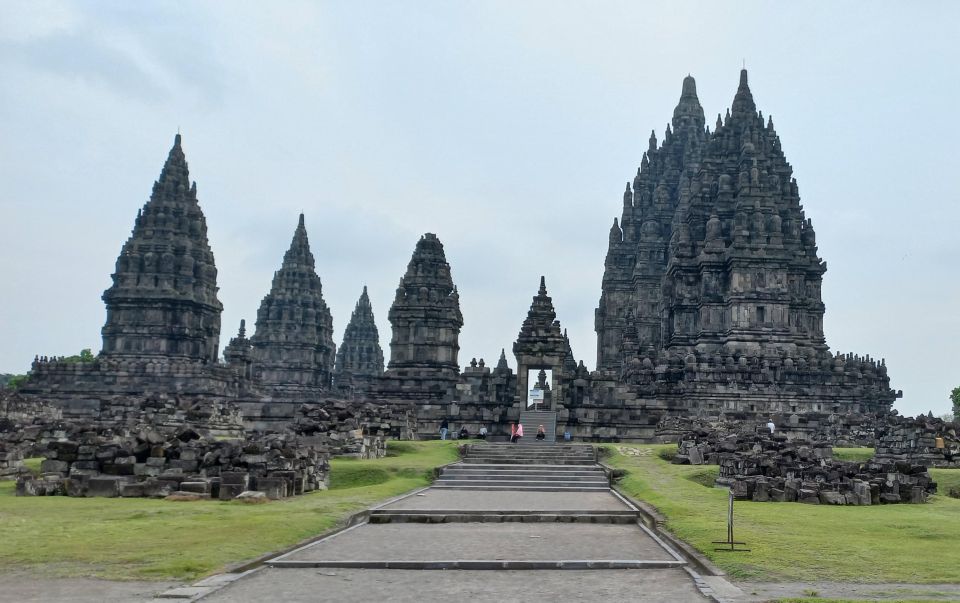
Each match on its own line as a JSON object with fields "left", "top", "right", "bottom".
{"left": 427, "top": 484, "right": 611, "bottom": 492}
{"left": 463, "top": 458, "right": 596, "bottom": 465}
{"left": 442, "top": 469, "right": 606, "bottom": 477}
{"left": 436, "top": 476, "right": 609, "bottom": 486}
{"left": 268, "top": 559, "right": 685, "bottom": 570}
{"left": 440, "top": 472, "right": 607, "bottom": 482}
{"left": 433, "top": 479, "right": 609, "bottom": 489}
{"left": 368, "top": 511, "right": 639, "bottom": 524}
{"left": 451, "top": 463, "right": 603, "bottom": 472}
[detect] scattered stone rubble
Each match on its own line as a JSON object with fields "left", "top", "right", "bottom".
{"left": 14, "top": 426, "right": 331, "bottom": 500}
{"left": 2, "top": 391, "right": 400, "bottom": 500}
{"left": 874, "top": 414, "right": 960, "bottom": 468}
{"left": 677, "top": 429, "right": 937, "bottom": 505}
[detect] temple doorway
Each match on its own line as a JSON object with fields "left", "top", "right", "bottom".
{"left": 526, "top": 368, "right": 553, "bottom": 410}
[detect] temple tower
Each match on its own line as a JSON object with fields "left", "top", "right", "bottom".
{"left": 513, "top": 276, "right": 569, "bottom": 407}
{"left": 595, "top": 75, "right": 707, "bottom": 371}
{"left": 249, "top": 214, "right": 336, "bottom": 394}
{"left": 101, "top": 134, "right": 223, "bottom": 363}
{"left": 334, "top": 286, "right": 385, "bottom": 394}
{"left": 594, "top": 70, "right": 897, "bottom": 416}
{"left": 385, "top": 233, "right": 463, "bottom": 380}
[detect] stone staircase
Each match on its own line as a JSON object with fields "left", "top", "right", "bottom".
{"left": 433, "top": 443, "right": 608, "bottom": 491}
{"left": 518, "top": 409, "right": 558, "bottom": 442}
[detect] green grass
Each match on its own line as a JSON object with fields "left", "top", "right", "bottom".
{"left": 606, "top": 444, "right": 960, "bottom": 583}
{"left": 930, "top": 469, "right": 960, "bottom": 496}
{"left": 832, "top": 447, "right": 875, "bottom": 462}
{"left": 22, "top": 457, "right": 43, "bottom": 475}
{"left": 0, "top": 440, "right": 458, "bottom": 581}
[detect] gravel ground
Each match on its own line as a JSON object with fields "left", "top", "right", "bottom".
{"left": 0, "top": 571, "right": 178, "bottom": 602}
{"left": 284, "top": 522, "right": 674, "bottom": 562}
{"left": 202, "top": 567, "right": 707, "bottom": 602}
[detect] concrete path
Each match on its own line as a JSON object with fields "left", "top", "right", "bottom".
{"left": 201, "top": 445, "right": 713, "bottom": 602}
{"left": 202, "top": 567, "right": 707, "bottom": 602}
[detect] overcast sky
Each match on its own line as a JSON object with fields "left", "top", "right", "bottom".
{"left": 1, "top": 1, "right": 957, "bottom": 417}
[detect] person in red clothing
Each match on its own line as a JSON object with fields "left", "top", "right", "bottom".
{"left": 512, "top": 422, "right": 524, "bottom": 443}
{"left": 509, "top": 422, "right": 516, "bottom": 441}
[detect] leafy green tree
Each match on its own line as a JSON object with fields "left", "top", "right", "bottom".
{"left": 62, "top": 349, "right": 95, "bottom": 364}
{"left": 952, "top": 386, "right": 960, "bottom": 421}
{"left": 4, "top": 374, "right": 28, "bottom": 389}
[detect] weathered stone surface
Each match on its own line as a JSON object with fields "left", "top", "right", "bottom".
{"left": 593, "top": 71, "right": 899, "bottom": 419}
{"left": 334, "top": 286, "right": 384, "bottom": 396}
{"left": 247, "top": 214, "right": 336, "bottom": 396}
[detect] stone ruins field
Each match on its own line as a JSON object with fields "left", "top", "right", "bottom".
{"left": 0, "top": 441, "right": 457, "bottom": 580}
{"left": 1, "top": 440, "right": 959, "bottom": 591}
{"left": 606, "top": 445, "right": 960, "bottom": 583}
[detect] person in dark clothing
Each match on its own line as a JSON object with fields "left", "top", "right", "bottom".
{"left": 440, "top": 419, "right": 449, "bottom": 440}
{"left": 536, "top": 425, "right": 546, "bottom": 440}
{"left": 459, "top": 426, "right": 469, "bottom": 439}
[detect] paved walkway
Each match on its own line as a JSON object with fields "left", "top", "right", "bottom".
{"left": 203, "top": 567, "right": 706, "bottom": 602}
{"left": 202, "top": 451, "right": 712, "bottom": 602}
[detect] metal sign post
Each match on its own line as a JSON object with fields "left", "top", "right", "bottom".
{"left": 713, "top": 489, "right": 750, "bottom": 552}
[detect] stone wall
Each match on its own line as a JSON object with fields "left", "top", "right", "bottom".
{"left": 874, "top": 415, "right": 960, "bottom": 467}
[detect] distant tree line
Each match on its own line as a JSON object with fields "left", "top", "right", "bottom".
{"left": 1, "top": 348, "right": 95, "bottom": 390}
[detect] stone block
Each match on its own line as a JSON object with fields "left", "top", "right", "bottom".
{"left": 180, "top": 481, "right": 209, "bottom": 495}
{"left": 141, "top": 479, "right": 179, "bottom": 498}
{"left": 818, "top": 491, "right": 845, "bottom": 505}
{"left": 102, "top": 463, "right": 135, "bottom": 476}
{"left": 220, "top": 471, "right": 249, "bottom": 487}
{"left": 254, "top": 477, "right": 287, "bottom": 500}
{"left": 40, "top": 459, "right": 69, "bottom": 474}
{"left": 798, "top": 489, "right": 820, "bottom": 504}
{"left": 219, "top": 483, "right": 247, "bottom": 500}
{"left": 87, "top": 477, "right": 121, "bottom": 498}
{"left": 120, "top": 483, "right": 147, "bottom": 497}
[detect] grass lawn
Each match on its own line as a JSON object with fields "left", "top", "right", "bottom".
{"left": 0, "top": 440, "right": 459, "bottom": 581}
{"left": 832, "top": 447, "right": 875, "bottom": 463}
{"left": 605, "top": 444, "right": 960, "bottom": 584}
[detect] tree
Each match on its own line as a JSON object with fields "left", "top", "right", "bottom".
{"left": 952, "top": 386, "right": 960, "bottom": 421}
{"left": 2, "top": 374, "right": 27, "bottom": 389}
{"left": 62, "top": 349, "right": 95, "bottom": 364}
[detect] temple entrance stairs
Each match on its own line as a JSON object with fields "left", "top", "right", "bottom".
{"left": 433, "top": 443, "right": 608, "bottom": 491}
{"left": 518, "top": 409, "right": 558, "bottom": 442}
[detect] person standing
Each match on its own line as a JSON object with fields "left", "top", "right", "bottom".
{"left": 766, "top": 419, "right": 775, "bottom": 434}
{"left": 440, "top": 418, "right": 449, "bottom": 440}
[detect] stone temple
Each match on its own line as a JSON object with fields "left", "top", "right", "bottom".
{"left": 17, "top": 70, "right": 900, "bottom": 441}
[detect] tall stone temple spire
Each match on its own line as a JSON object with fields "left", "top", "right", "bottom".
{"left": 334, "top": 286, "right": 385, "bottom": 393}
{"left": 101, "top": 134, "right": 223, "bottom": 363}
{"left": 385, "top": 233, "right": 463, "bottom": 380}
{"left": 593, "top": 70, "right": 897, "bottom": 415}
{"left": 595, "top": 75, "right": 707, "bottom": 370}
{"left": 249, "top": 214, "right": 336, "bottom": 394}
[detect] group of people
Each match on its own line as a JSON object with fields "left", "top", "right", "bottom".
{"left": 438, "top": 419, "right": 489, "bottom": 441}
{"left": 439, "top": 419, "right": 546, "bottom": 442}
